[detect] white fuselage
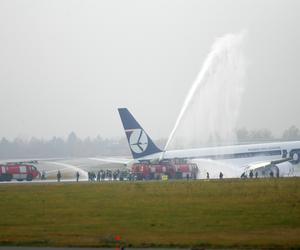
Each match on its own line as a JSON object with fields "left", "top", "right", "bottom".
{"left": 138, "top": 141, "right": 300, "bottom": 178}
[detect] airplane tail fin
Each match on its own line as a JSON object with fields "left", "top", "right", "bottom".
{"left": 118, "top": 108, "right": 162, "bottom": 159}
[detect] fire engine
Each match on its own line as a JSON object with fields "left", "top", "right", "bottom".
{"left": 131, "top": 159, "right": 198, "bottom": 180}
{"left": 0, "top": 163, "right": 40, "bottom": 182}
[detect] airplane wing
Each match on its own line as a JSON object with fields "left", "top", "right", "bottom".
{"left": 192, "top": 157, "right": 293, "bottom": 179}
{"left": 242, "top": 157, "right": 294, "bottom": 177}
{"left": 245, "top": 157, "right": 292, "bottom": 171}
{"left": 88, "top": 157, "right": 133, "bottom": 165}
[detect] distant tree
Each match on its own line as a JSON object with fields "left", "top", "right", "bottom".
{"left": 67, "top": 132, "right": 78, "bottom": 145}
{"left": 249, "top": 128, "right": 273, "bottom": 141}
{"left": 28, "top": 137, "right": 45, "bottom": 158}
{"left": 282, "top": 125, "right": 300, "bottom": 140}
{"left": 67, "top": 132, "right": 80, "bottom": 156}
{"left": 236, "top": 128, "right": 273, "bottom": 142}
{"left": 0, "top": 137, "right": 10, "bottom": 158}
{"left": 49, "top": 136, "right": 66, "bottom": 157}
{"left": 0, "top": 133, "right": 152, "bottom": 159}
{"left": 12, "top": 138, "right": 27, "bottom": 158}
{"left": 236, "top": 128, "right": 250, "bottom": 141}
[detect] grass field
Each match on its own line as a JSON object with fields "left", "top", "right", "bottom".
{"left": 0, "top": 178, "right": 300, "bottom": 249}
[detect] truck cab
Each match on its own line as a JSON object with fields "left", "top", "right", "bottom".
{"left": 0, "top": 164, "right": 40, "bottom": 181}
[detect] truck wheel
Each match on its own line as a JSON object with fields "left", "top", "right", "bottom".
{"left": 26, "top": 174, "right": 33, "bottom": 181}
{"left": 17, "top": 179, "right": 24, "bottom": 182}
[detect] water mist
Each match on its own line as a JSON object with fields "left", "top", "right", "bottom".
{"left": 164, "top": 32, "right": 246, "bottom": 152}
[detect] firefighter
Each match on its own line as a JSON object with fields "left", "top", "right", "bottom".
{"left": 97, "top": 171, "right": 100, "bottom": 182}
{"left": 101, "top": 170, "right": 105, "bottom": 181}
{"left": 206, "top": 172, "right": 210, "bottom": 180}
{"left": 57, "top": 170, "right": 61, "bottom": 182}
{"left": 255, "top": 171, "right": 258, "bottom": 178}
{"left": 41, "top": 170, "right": 46, "bottom": 180}
{"left": 76, "top": 171, "right": 80, "bottom": 182}
{"left": 219, "top": 172, "right": 223, "bottom": 179}
{"left": 113, "top": 171, "right": 117, "bottom": 181}
{"left": 276, "top": 168, "right": 280, "bottom": 178}
{"left": 249, "top": 170, "right": 254, "bottom": 178}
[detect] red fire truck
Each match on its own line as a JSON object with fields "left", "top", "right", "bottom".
{"left": 131, "top": 160, "right": 198, "bottom": 180}
{"left": 0, "top": 163, "right": 40, "bottom": 182}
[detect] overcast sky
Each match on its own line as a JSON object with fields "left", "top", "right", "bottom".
{"left": 0, "top": 0, "right": 299, "bottom": 140}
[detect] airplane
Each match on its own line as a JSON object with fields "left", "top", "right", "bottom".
{"left": 91, "top": 108, "right": 300, "bottom": 179}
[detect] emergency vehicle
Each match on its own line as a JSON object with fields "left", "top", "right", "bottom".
{"left": 0, "top": 163, "right": 40, "bottom": 181}
{"left": 131, "top": 159, "right": 198, "bottom": 180}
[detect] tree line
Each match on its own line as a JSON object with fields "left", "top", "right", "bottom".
{"left": 236, "top": 125, "right": 300, "bottom": 142}
{"left": 0, "top": 132, "right": 131, "bottom": 159}
{"left": 0, "top": 126, "right": 299, "bottom": 159}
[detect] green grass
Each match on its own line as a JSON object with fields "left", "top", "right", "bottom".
{"left": 0, "top": 178, "right": 300, "bottom": 248}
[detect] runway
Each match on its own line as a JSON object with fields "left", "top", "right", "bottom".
{"left": 1, "top": 157, "right": 300, "bottom": 185}
{"left": 0, "top": 248, "right": 113, "bottom": 250}
{"left": 0, "top": 248, "right": 187, "bottom": 250}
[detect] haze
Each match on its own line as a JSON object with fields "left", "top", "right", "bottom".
{"left": 0, "top": 0, "right": 299, "bottom": 140}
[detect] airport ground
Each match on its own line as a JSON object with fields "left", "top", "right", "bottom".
{"left": 0, "top": 248, "right": 184, "bottom": 250}
{"left": 0, "top": 178, "right": 300, "bottom": 249}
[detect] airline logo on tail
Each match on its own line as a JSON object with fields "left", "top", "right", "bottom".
{"left": 118, "top": 108, "right": 162, "bottom": 159}
{"left": 127, "top": 128, "right": 148, "bottom": 153}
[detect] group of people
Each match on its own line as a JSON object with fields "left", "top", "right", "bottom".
{"left": 57, "top": 168, "right": 281, "bottom": 182}
{"left": 241, "top": 168, "right": 280, "bottom": 179}
{"left": 50, "top": 169, "right": 128, "bottom": 182}
{"left": 88, "top": 169, "right": 128, "bottom": 182}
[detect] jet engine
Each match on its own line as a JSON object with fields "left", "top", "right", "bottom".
{"left": 290, "top": 150, "right": 300, "bottom": 164}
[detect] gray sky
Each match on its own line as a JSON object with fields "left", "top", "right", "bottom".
{"left": 0, "top": 0, "right": 299, "bottom": 140}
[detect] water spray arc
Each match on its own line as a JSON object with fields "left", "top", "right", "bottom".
{"left": 48, "top": 161, "right": 89, "bottom": 181}
{"left": 163, "top": 32, "right": 246, "bottom": 155}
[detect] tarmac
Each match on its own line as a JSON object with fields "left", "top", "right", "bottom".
{"left": 0, "top": 248, "right": 188, "bottom": 250}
